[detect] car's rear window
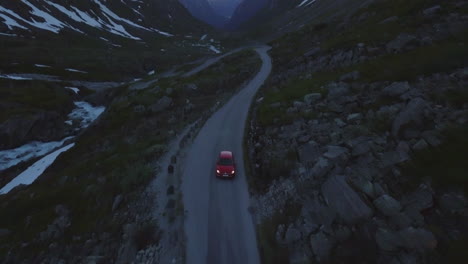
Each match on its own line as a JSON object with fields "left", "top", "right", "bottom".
{"left": 218, "top": 158, "right": 233, "bottom": 165}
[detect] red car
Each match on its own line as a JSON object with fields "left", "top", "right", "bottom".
{"left": 216, "top": 151, "right": 236, "bottom": 178}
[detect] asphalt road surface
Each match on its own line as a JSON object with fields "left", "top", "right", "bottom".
{"left": 182, "top": 46, "right": 272, "bottom": 264}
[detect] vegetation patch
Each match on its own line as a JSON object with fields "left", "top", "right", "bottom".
{"left": 401, "top": 125, "right": 468, "bottom": 195}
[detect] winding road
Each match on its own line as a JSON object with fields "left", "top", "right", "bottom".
{"left": 182, "top": 46, "right": 272, "bottom": 264}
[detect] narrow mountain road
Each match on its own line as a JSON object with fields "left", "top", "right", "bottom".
{"left": 182, "top": 46, "right": 271, "bottom": 264}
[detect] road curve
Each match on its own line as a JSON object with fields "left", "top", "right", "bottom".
{"left": 182, "top": 46, "right": 271, "bottom": 264}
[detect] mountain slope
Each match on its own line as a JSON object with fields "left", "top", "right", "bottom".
{"left": 178, "top": 0, "right": 227, "bottom": 28}
{"left": 0, "top": 0, "right": 222, "bottom": 82}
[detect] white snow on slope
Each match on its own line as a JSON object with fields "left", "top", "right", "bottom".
{"left": 65, "top": 87, "right": 80, "bottom": 94}
{"left": 35, "top": 64, "right": 51, "bottom": 68}
{"left": 0, "top": 32, "right": 17, "bottom": 37}
{"left": 68, "top": 101, "right": 105, "bottom": 129}
{"left": 297, "top": 0, "right": 317, "bottom": 8}
{"left": 0, "top": 13, "right": 27, "bottom": 30}
{"left": 21, "top": 0, "right": 66, "bottom": 33}
{"left": 0, "top": 143, "right": 75, "bottom": 195}
{"left": 209, "top": 45, "right": 221, "bottom": 54}
{"left": 0, "top": 74, "right": 32, "bottom": 80}
{"left": 0, "top": 137, "right": 74, "bottom": 171}
{"left": 1, "top": 0, "right": 172, "bottom": 39}
{"left": 65, "top": 68, "right": 88, "bottom": 73}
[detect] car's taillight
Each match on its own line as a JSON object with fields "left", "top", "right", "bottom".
{"left": 231, "top": 170, "right": 235, "bottom": 174}
{"left": 216, "top": 170, "right": 220, "bottom": 174}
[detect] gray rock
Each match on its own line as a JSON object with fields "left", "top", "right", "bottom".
{"left": 297, "top": 134, "right": 311, "bottom": 144}
{"left": 304, "top": 47, "right": 321, "bottom": 57}
{"left": 374, "top": 195, "right": 402, "bottom": 216}
{"left": 150, "top": 96, "right": 172, "bottom": 113}
{"left": 392, "top": 98, "right": 428, "bottom": 137}
{"left": 403, "top": 186, "right": 433, "bottom": 212}
{"left": 304, "top": 93, "right": 322, "bottom": 105}
{"left": 380, "top": 151, "right": 409, "bottom": 168}
{"left": 412, "top": 139, "right": 429, "bottom": 151}
{"left": 322, "top": 175, "right": 373, "bottom": 224}
{"left": 310, "top": 231, "right": 335, "bottom": 262}
{"left": 310, "top": 157, "right": 333, "bottom": 180}
{"left": 284, "top": 226, "right": 302, "bottom": 243}
{"left": 305, "top": 197, "right": 337, "bottom": 227}
{"left": 293, "top": 101, "right": 305, "bottom": 109}
{"left": 339, "top": 71, "right": 360, "bottom": 82}
{"left": 423, "top": 5, "right": 441, "bottom": 16}
{"left": 375, "top": 228, "right": 399, "bottom": 251}
{"left": 386, "top": 33, "right": 419, "bottom": 53}
{"left": 334, "top": 118, "right": 346, "bottom": 127}
{"left": 326, "top": 82, "right": 350, "bottom": 99}
{"left": 351, "top": 177, "right": 375, "bottom": 198}
{"left": 297, "top": 142, "right": 321, "bottom": 166}
{"left": 383, "top": 82, "right": 411, "bottom": 97}
{"left": 112, "top": 195, "right": 123, "bottom": 212}
{"left": 323, "top": 146, "right": 348, "bottom": 160}
{"left": 398, "top": 227, "right": 437, "bottom": 251}
{"left": 347, "top": 113, "right": 363, "bottom": 122}
{"left": 380, "top": 16, "right": 398, "bottom": 24}
{"left": 390, "top": 212, "right": 412, "bottom": 229}
{"left": 276, "top": 224, "right": 285, "bottom": 244}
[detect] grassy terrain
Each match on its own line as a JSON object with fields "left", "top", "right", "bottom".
{"left": 402, "top": 125, "right": 468, "bottom": 195}
{"left": 0, "top": 48, "right": 262, "bottom": 261}
{"left": 0, "top": 31, "right": 219, "bottom": 82}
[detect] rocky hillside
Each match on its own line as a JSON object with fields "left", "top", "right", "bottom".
{"left": 246, "top": 0, "right": 468, "bottom": 263}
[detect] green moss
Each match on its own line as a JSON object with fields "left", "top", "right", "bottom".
{"left": 353, "top": 36, "right": 468, "bottom": 82}
{"left": 401, "top": 125, "right": 468, "bottom": 195}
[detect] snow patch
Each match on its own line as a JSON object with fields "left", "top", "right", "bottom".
{"left": 0, "top": 137, "right": 74, "bottom": 171}
{"left": 209, "top": 45, "right": 221, "bottom": 54}
{"left": 65, "top": 86, "right": 80, "bottom": 94}
{"left": 65, "top": 68, "right": 88, "bottom": 73}
{"left": 0, "top": 74, "right": 32, "bottom": 80}
{"left": 68, "top": 101, "right": 105, "bottom": 129}
{"left": 148, "top": 70, "right": 155, "bottom": 75}
{"left": 34, "top": 64, "right": 51, "bottom": 68}
{"left": 0, "top": 13, "right": 28, "bottom": 30}
{"left": 0, "top": 143, "right": 75, "bottom": 195}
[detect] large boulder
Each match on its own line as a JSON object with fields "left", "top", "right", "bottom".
{"left": 304, "top": 93, "right": 322, "bottom": 105}
{"left": 382, "top": 82, "right": 411, "bottom": 97}
{"left": 297, "top": 142, "right": 321, "bottom": 166}
{"left": 398, "top": 227, "right": 437, "bottom": 251}
{"left": 310, "top": 230, "right": 335, "bottom": 262}
{"left": 386, "top": 33, "right": 419, "bottom": 53}
{"left": 326, "top": 82, "right": 350, "bottom": 99}
{"left": 373, "top": 195, "right": 402, "bottom": 216}
{"left": 321, "top": 175, "right": 373, "bottom": 224}
{"left": 392, "top": 98, "right": 428, "bottom": 137}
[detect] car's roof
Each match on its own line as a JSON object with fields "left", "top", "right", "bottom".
{"left": 219, "top": 151, "right": 233, "bottom": 159}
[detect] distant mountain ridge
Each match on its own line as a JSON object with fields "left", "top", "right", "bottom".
{"left": 0, "top": 0, "right": 210, "bottom": 40}
{"left": 178, "top": 0, "right": 227, "bottom": 28}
